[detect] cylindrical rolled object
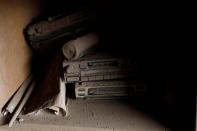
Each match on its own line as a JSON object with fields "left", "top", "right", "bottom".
{"left": 8, "top": 80, "right": 36, "bottom": 127}
{"left": 3, "top": 74, "right": 33, "bottom": 115}
{"left": 62, "top": 32, "right": 99, "bottom": 60}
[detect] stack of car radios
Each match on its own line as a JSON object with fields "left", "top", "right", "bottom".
{"left": 63, "top": 53, "right": 146, "bottom": 99}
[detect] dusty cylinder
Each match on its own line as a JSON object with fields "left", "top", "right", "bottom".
{"left": 62, "top": 32, "right": 99, "bottom": 60}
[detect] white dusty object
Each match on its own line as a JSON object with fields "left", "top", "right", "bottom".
{"left": 47, "top": 78, "right": 68, "bottom": 116}
{"left": 62, "top": 32, "right": 99, "bottom": 60}
{"left": 8, "top": 80, "right": 36, "bottom": 127}
{"left": 3, "top": 74, "right": 33, "bottom": 115}
{"left": 17, "top": 118, "right": 24, "bottom": 123}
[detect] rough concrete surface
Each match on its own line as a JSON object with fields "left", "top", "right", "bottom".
{"left": 0, "top": 99, "right": 171, "bottom": 131}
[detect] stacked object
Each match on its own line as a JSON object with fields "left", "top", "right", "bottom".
{"left": 27, "top": 8, "right": 93, "bottom": 51}
{"left": 62, "top": 33, "right": 146, "bottom": 99}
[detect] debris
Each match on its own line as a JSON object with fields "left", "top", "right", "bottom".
{"left": 17, "top": 118, "right": 24, "bottom": 123}
{"left": 54, "top": 111, "right": 59, "bottom": 115}
{"left": 27, "top": 110, "right": 40, "bottom": 116}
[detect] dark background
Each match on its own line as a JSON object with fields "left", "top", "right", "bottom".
{"left": 29, "top": 1, "right": 196, "bottom": 130}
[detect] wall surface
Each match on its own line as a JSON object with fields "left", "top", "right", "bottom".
{"left": 0, "top": 0, "right": 41, "bottom": 111}
{"left": 0, "top": 0, "right": 99, "bottom": 112}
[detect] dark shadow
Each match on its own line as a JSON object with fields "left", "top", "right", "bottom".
{"left": 21, "top": 1, "right": 196, "bottom": 131}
